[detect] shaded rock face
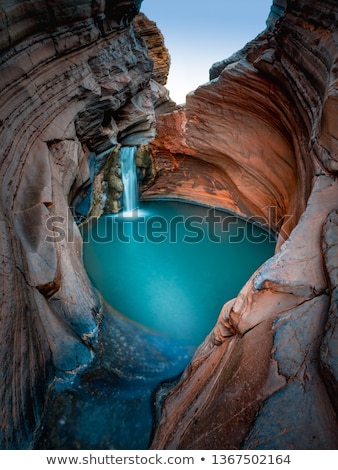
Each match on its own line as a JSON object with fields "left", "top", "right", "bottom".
{"left": 0, "top": 0, "right": 174, "bottom": 449}
{"left": 147, "top": 0, "right": 338, "bottom": 449}
{"left": 0, "top": 1, "right": 143, "bottom": 53}
{"left": 0, "top": 0, "right": 337, "bottom": 453}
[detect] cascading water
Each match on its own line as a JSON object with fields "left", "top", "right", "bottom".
{"left": 120, "top": 146, "right": 138, "bottom": 214}
{"left": 81, "top": 187, "right": 277, "bottom": 449}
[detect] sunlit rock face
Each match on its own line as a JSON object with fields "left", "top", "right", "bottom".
{"left": 0, "top": 0, "right": 337, "bottom": 451}
{"left": 148, "top": 0, "right": 338, "bottom": 450}
{"left": 0, "top": 0, "right": 173, "bottom": 449}
{"left": 134, "top": 13, "right": 171, "bottom": 86}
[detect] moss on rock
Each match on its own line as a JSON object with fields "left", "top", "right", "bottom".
{"left": 135, "top": 144, "right": 153, "bottom": 183}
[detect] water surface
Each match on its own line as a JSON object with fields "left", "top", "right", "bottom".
{"left": 82, "top": 201, "right": 276, "bottom": 346}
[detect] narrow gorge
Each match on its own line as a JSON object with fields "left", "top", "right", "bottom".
{"left": 0, "top": 0, "right": 337, "bottom": 450}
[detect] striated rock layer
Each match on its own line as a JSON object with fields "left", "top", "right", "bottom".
{"left": 148, "top": 0, "right": 338, "bottom": 449}
{"left": 0, "top": 0, "right": 173, "bottom": 449}
{"left": 0, "top": 0, "right": 337, "bottom": 451}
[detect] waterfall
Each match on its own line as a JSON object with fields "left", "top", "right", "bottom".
{"left": 120, "top": 146, "right": 138, "bottom": 214}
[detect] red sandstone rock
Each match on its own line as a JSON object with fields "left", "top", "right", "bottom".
{"left": 0, "top": 0, "right": 337, "bottom": 451}
{"left": 145, "top": 60, "right": 300, "bottom": 236}
{"left": 148, "top": 0, "right": 338, "bottom": 450}
{"left": 134, "top": 13, "right": 171, "bottom": 86}
{"left": 0, "top": 0, "right": 168, "bottom": 449}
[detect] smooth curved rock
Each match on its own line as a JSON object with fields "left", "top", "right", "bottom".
{"left": 148, "top": 0, "right": 338, "bottom": 450}
{"left": 0, "top": 0, "right": 337, "bottom": 451}
{"left": 0, "top": 0, "right": 171, "bottom": 449}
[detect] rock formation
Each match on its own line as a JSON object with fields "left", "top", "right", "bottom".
{"left": 0, "top": 0, "right": 172, "bottom": 449}
{"left": 147, "top": 0, "right": 338, "bottom": 450}
{"left": 0, "top": 0, "right": 337, "bottom": 451}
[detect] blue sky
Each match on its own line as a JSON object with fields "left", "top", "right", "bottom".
{"left": 141, "top": 0, "right": 273, "bottom": 103}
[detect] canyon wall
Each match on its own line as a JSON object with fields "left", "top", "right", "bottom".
{"left": 148, "top": 0, "right": 338, "bottom": 449}
{"left": 0, "top": 0, "right": 337, "bottom": 450}
{"left": 0, "top": 0, "right": 172, "bottom": 449}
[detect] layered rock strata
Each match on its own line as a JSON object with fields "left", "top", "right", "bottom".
{"left": 0, "top": 0, "right": 337, "bottom": 451}
{"left": 148, "top": 0, "right": 338, "bottom": 449}
{"left": 0, "top": 0, "right": 171, "bottom": 449}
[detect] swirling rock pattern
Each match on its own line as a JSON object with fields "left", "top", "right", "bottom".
{"left": 0, "top": 0, "right": 337, "bottom": 451}
{"left": 148, "top": 0, "right": 338, "bottom": 449}
{"left": 0, "top": 0, "right": 171, "bottom": 449}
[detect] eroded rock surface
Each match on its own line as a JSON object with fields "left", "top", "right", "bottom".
{"left": 148, "top": 0, "right": 338, "bottom": 449}
{"left": 0, "top": 0, "right": 337, "bottom": 451}
{"left": 0, "top": 0, "right": 172, "bottom": 449}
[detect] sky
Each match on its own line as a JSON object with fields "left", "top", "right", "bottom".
{"left": 141, "top": 0, "right": 273, "bottom": 104}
